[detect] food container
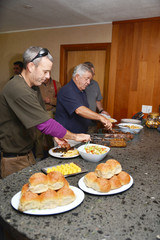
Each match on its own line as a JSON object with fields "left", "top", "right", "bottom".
{"left": 145, "top": 112, "right": 160, "bottom": 128}
{"left": 117, "top": 123, "right": 143, "bottom": 134}
{"left": 77, "top": 144, "right": 110, "bottom": 163}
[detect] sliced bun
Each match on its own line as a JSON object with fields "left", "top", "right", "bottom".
{"left": 29, "top": 172, "right": 48, "bottom": 193}
{"left": 117, "top": 171, "right": 130, "bottom": 185}
{"left": 40, "top": 189, "right": 58, "bottom": 209}
{"left": 18, "top": 191, "right": 40, "bottom": 212}
{"left": 47, "top": 171, "right": 65, "bottom": 190}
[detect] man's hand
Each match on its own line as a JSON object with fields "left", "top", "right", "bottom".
{"left": 99, "top": 115, "right": 112, "bottom": 130}
{"left": 74, "top": 133, "right": 91, "bottom": 143}
{"left": 54, "top": 133, "right": 91, "bottom": 147}
{"left": 54, "top": 137, "right": 68, "bottom": 146}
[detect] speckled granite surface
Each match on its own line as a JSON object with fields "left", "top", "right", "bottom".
{"left": 0, "top": 127, "right": 160, "bottom": 240}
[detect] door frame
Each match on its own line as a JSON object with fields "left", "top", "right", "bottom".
{"left": 59, "top": 43, "right": 111, "bottom": 110}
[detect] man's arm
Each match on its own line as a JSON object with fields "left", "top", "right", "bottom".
{"left": 75, "top": 106, "right": 112, "bottom": 129}
{"left": 36, "top": 118, "right": 91, "bottom": 145}
{"left": 55, "top": 131, "right": 91, "bottom": 146}
{"left": 96, "top": 100, "right": 110, "bottom": 115}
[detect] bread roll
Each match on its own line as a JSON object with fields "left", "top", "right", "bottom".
{"left": 106, "top": 159, "right": 122, "bottom": 174}
{"left": 109, "top": 175, "right": 122, "bottom": 190}
{"left": 92, "top": 178, "right": 111, "bottom": 192}
{"left": 84, "top": 172, "right": 97, "bottom": 189}
{"left": 57, "top": 187, "right": 76, "bottom": 206}
{"left": 21, "top": 183, "right": 29, "bottom": 195}
{"left": 40, "top": 189, "right": 58, "bottom": 209}
{"left": 47, "top": 171, "right": 65, "bottom": 190}
{"left": 95, "top": 159, "right": 122, "bottom": 179}
{"left": 29, "top": 172, "right": 48, "bottom": 193}
{"left": 18, "top": 191, "right": 40, "bottom": 212}
{"left": 84, "top": 172, "right": 111, "bottom": 192}
{"left": 63, "top": 178, "right": 70, "bottom": 188}
{"left": 117, "top": 171, "right": 130, "bottom": 185}
{"left": 95, "top": 163, "right": 114, "bottom": 179}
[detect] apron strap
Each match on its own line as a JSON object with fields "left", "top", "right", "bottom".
{"left": 53, "top": 80, "right": 57, "bottom": 97}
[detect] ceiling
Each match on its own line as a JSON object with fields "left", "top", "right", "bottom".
{"left": 0, "top": 0, "right": 160, "bottom": 33}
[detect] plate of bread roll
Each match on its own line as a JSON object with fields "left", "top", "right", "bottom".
{"left": 11, "top": 172, "right": 85, "bottom": 215}
{"left": 78, "top": 159, "right": 133, "bottom": 195}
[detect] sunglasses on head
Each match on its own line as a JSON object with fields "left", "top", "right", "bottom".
{"left": 31, "top": 48, "right": 49, "bottom": 62}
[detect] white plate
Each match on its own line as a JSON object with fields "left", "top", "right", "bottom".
{"left": 49, "top": 147, "right": 79, "bottom": 159}
{"left": 11, "top": 186, "right": 85, "bottom": 215}
{"left": 117, "top": 123, "right": 143, "bottom": 134}
{"left": 100, "top": 113, "right": 117, "bottom": 123}
{"left": 78, "top": 175, "right": 133, "bottom": 195}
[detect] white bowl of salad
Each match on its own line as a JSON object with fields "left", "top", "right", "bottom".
{"left": 77, "top": 144, "right": 110, "bottom": 162}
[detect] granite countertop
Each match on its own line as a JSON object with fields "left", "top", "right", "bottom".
{"left": 0, "top": 127, "right": 160, "bottom": 240}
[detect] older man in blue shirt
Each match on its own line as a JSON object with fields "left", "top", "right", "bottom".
{"left": 55, "top": 64, "right": 112, "bottom": 134}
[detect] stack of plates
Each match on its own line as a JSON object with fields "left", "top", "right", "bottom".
{"left": 121, "top": 118, "right": 141, "bottom": 124}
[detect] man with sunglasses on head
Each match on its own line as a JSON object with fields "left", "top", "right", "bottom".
{"left": 0, "top": 46, "right": 90, "bottom": 178}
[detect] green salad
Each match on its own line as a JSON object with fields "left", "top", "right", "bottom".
{"left": 85, "top": 145, "right": 107, "bottom": 155}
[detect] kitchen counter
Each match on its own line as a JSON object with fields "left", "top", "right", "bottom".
{"left": 0, "top": 127, "right": 160, "bottom": 240}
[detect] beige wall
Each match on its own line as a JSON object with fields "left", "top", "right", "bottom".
{"left": 0, "top": 24, "right": 112, "bottom": 89}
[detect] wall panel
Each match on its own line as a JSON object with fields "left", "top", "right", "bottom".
{"left": 107, "top": 18, "right": 160, "bottom": 122}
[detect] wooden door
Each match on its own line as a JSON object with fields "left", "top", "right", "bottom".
{"left": 60, "top": 43, "right": 111, "bottom": 110}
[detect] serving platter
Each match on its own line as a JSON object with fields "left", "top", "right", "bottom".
{"left": 11, "top": 186, "right": 85, "bottom": 215}
{"left": 49, "top": 147, "right": 79, "bottom": 159}
{"left": 100, "top": 113, "right": 117, "bottom": 123}
{"left": 41, "top": 162, "right": 88, "bottom": 177}
{"left": 78, "top": 175, "right": 133, "bottom": 195}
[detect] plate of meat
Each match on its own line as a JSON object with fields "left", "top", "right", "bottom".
{"left": 49, "top": 147, "right": 79, "bottom": 159}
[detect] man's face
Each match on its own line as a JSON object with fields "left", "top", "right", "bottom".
{"left": 76, "top": 71, "right": 92, "bottom": 91}
{"left": 30, "top": 57, "right": 53, "bottom": 86}
{"left": 13, "top": 64, "right": 21, "bottom": 75}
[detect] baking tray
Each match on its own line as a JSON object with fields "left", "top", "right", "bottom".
{"left": 41, "top": 162, "right": 88, "bottom": 177}
{"left": 90, "top": 133, "right": 128, "bottom": 147}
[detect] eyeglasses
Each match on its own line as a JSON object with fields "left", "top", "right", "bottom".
{"left": 31, "top": 48, "right": 49, "bottom": 62}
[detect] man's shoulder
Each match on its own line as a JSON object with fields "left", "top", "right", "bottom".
{"left": 91, "top": 79, "right": 99, "bottom": 86}
{"left": 59, "top": 81, "right": 73, "bottom": 92}
{"left": 3, "top": 76, "right": 31, "bottom": 97}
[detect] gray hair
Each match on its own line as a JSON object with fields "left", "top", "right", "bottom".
{"left": 83, "top": 61, "right": 95, "bottom": 69}
{"left": 23, "top": 46, "right": 53, "bottom": 69}
{"left": 72, "top": 63, "right": 93, "bottom": 78}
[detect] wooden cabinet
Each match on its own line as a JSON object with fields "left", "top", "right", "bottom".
{"left": 107, "top": 17, "right": 160, "bottom": 122}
